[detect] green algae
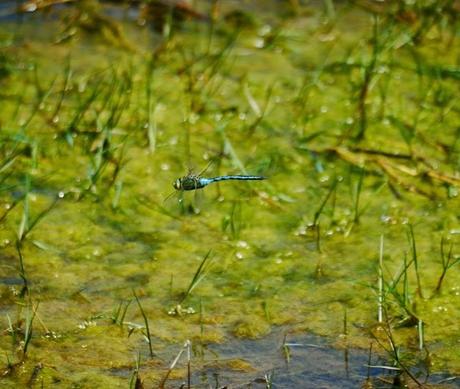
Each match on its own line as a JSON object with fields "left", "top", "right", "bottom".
{"left": 0, "top": 1, "right": 459, "bottom": 387}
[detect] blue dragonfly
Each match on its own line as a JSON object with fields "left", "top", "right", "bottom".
{"left": 164, "top": 162, "right": 266, "bottom": 208}
{"left": 173, "top": 173, "right": 266, "bottom": 191}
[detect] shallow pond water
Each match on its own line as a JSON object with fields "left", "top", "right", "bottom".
{"left": 0, "top": 1, "right": 459, "bottom": 388}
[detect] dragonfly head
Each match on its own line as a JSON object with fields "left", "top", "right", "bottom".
{"left": 173, "top": 178, "right": 182, "bottom": 190}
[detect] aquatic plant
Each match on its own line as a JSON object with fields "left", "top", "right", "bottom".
{"left": 434, "top": 236, "right": 459, "bottom": 295}
{"left": 111, "top": 299, "right": 132, "bottom": 328}
{"left": 310, "top": 177, "right": 339, "bottom": 252}
{"left": 17, "top": 176, "right": 61, "bottom": 243}
{"left": 180, "top": 250, "right": 213, "bottom": 305}
{"left": 351, "top": 165, "right": 365, "bottom": 225}
{"left": 22, "top": 302, "right": 38, "bottom": 358}
{"left": 406, "top": 224, "right": 423, "bottom": 299}
{"left": 133, "top": 291, "right": 154, "bottom": 358}
{"left": 370, "top": 314, "right": 423, "bottom": 388}
{"left": 221, "top": 200, "right": 243, "bottom": 239}
{"left": 354, "top": 15, "right": 381, "bottom": 141}
{"left": 0, "top": 51, "right": 11, "bottom": 80}
{"left": 16, "top": 241, "right": 28, "bottom": 298}
{"left": 128, "top": 352, "right": 142, "bottom": 389}
{"left": 145, "top": 55, "right": 158, "bottom": 153}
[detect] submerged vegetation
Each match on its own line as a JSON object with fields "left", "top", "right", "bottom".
{"left": 0, "top": 0, "right": 459, "bottom": 387}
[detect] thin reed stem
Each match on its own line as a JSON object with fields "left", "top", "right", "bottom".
{"left": 133, "top": 291, "right": 154, "bottom": 358}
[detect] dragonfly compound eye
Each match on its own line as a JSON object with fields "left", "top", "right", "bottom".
{"left": 173, "top": 179, "right": 182, "bottom": 190}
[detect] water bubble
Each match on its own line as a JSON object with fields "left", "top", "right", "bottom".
{"left": 259, "top": 25, "right": 272, "bottom": 36}
{"left": 24, "top": 3, "right": 38, "bottom": 12}
{"left": 450, "top": 286, "right": 459, "bottom": 296}
{"left": 380, "top": 215, "right": 392, "bottom": 224}
{"left": 295, "top": 225, "right": 307, "bottom": 236}
{"left": 188, "top": 113, "right": 199, "bottom": 124}
{"left": 377, "top": 65, "right": 388, "bottom": 74}
{"left": 448, "top": 186, "right": 458, "bottom": 198}
{"left": 237, "top": 241, "right": 249, "bottom": 249}
{"left": 254, "top": 38, "right": 265, "bottom": 48}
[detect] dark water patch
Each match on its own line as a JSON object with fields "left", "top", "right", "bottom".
{"left": 168, "top": 330, "right": 458, "bottom": 388}
{"left": 0, "top": 276, "right": 24, "bottom": 285}
{"left": 0, "top": 1, "right": 65, "bottom": 22}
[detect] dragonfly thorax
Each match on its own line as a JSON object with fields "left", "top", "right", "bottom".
{"left": 173, "top": 175, "right": 205, "bottom": 191}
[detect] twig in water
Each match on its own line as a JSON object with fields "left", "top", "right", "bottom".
{"left": 159, "top": 340, "right": 192, "bottom": 389}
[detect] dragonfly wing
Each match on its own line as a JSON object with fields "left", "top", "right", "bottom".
{"left": 197, "top": 160, "right": 214, "bottom": 177}
{"left": 163, "top": 190, "right": 177, "bottom": 203}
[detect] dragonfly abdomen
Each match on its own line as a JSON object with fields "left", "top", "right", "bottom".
{"left": 207, "top": 175, "right": 266, "bottom": 184}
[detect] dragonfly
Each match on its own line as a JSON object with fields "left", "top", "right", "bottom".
{"left": 164, "top": 160, "right": 266, "bottom": 206}
{"left": 173, "top": 173, "right": 266, "bottom": 191}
